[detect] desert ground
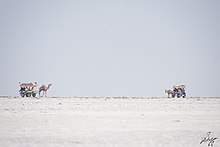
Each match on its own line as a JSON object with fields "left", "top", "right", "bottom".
{"left": 0, "top": 96, "right": 219, "bottom": 147}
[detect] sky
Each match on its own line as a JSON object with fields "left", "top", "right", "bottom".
{"left": 0, "top": 0, "right": 220, "bottom": 97}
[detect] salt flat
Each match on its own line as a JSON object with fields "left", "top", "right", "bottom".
{"left": 0, "top": 97, "right": 219, "bottom": 147}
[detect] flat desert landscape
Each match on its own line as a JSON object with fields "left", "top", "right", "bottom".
{"left": 0, "top": 96, "right": 219, "bottom": 147}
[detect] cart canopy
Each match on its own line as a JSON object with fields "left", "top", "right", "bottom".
{"left": 173, "top": 84, "right": 186, "bottom": 89}
{"left": 20, "top": 83, "right": 37, "bottom": 87}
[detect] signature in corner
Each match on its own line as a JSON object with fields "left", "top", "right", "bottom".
{"left": 200, "top": 132, "right": 217, "bottom": 146}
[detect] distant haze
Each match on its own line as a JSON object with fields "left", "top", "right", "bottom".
{"left": 0, "top": 0, "right": 220, "bottom": 97}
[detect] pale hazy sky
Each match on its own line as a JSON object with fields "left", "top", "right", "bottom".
{"left": 0, "top": 0, "right": 220, "bottom": 97}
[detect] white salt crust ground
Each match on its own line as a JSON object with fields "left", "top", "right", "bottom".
{"left": 0, "top": 97, "right": 219, "bottom": 147}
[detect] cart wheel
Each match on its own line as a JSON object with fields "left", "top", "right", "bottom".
{"left": 26, "top": 93, "right": 31, "bottom": 97}
{"left": 32, "top": 93, "right": 36, "bottom": 97}
{"left": 182, "top": 94, "right": 186, "bottom": 98}
{"left": 182, "top": 91, "right": 186, "bottom": 98}
{"left": 21, "top": 93, "right": 25, "bottom": 97}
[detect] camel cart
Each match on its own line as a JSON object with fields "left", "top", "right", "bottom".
{"left": 19, "top": 82, "right": 38, "bottom": 97}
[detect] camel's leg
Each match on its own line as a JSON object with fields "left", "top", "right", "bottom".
{"left": 39, "top": 90, "right": 41, "bottom": 97}
{"left": 45, "top": 91, "right": 47, "bottom": 97}
{"left": 40, "top": 90, "right": 43, "bottom": 97}
{"left": 41, "top": 91, "right": 43, "bottom": 97}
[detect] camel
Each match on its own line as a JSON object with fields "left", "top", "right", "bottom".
{"left": 165, "top": 89, "right": 174, "bottom": 98}
{"left": 39, "top": 84, "right": 52, "bottom": 97}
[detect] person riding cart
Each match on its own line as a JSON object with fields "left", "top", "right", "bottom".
{"left": 172, "top": 84, "right": 186, "bottom": 98}
{"left": 19, "top": 82, "right": 38, "bottom": 97}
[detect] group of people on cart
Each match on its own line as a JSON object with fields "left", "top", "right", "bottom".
{"left": 19, "top": 82, "right": 38, "bottom": 97}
